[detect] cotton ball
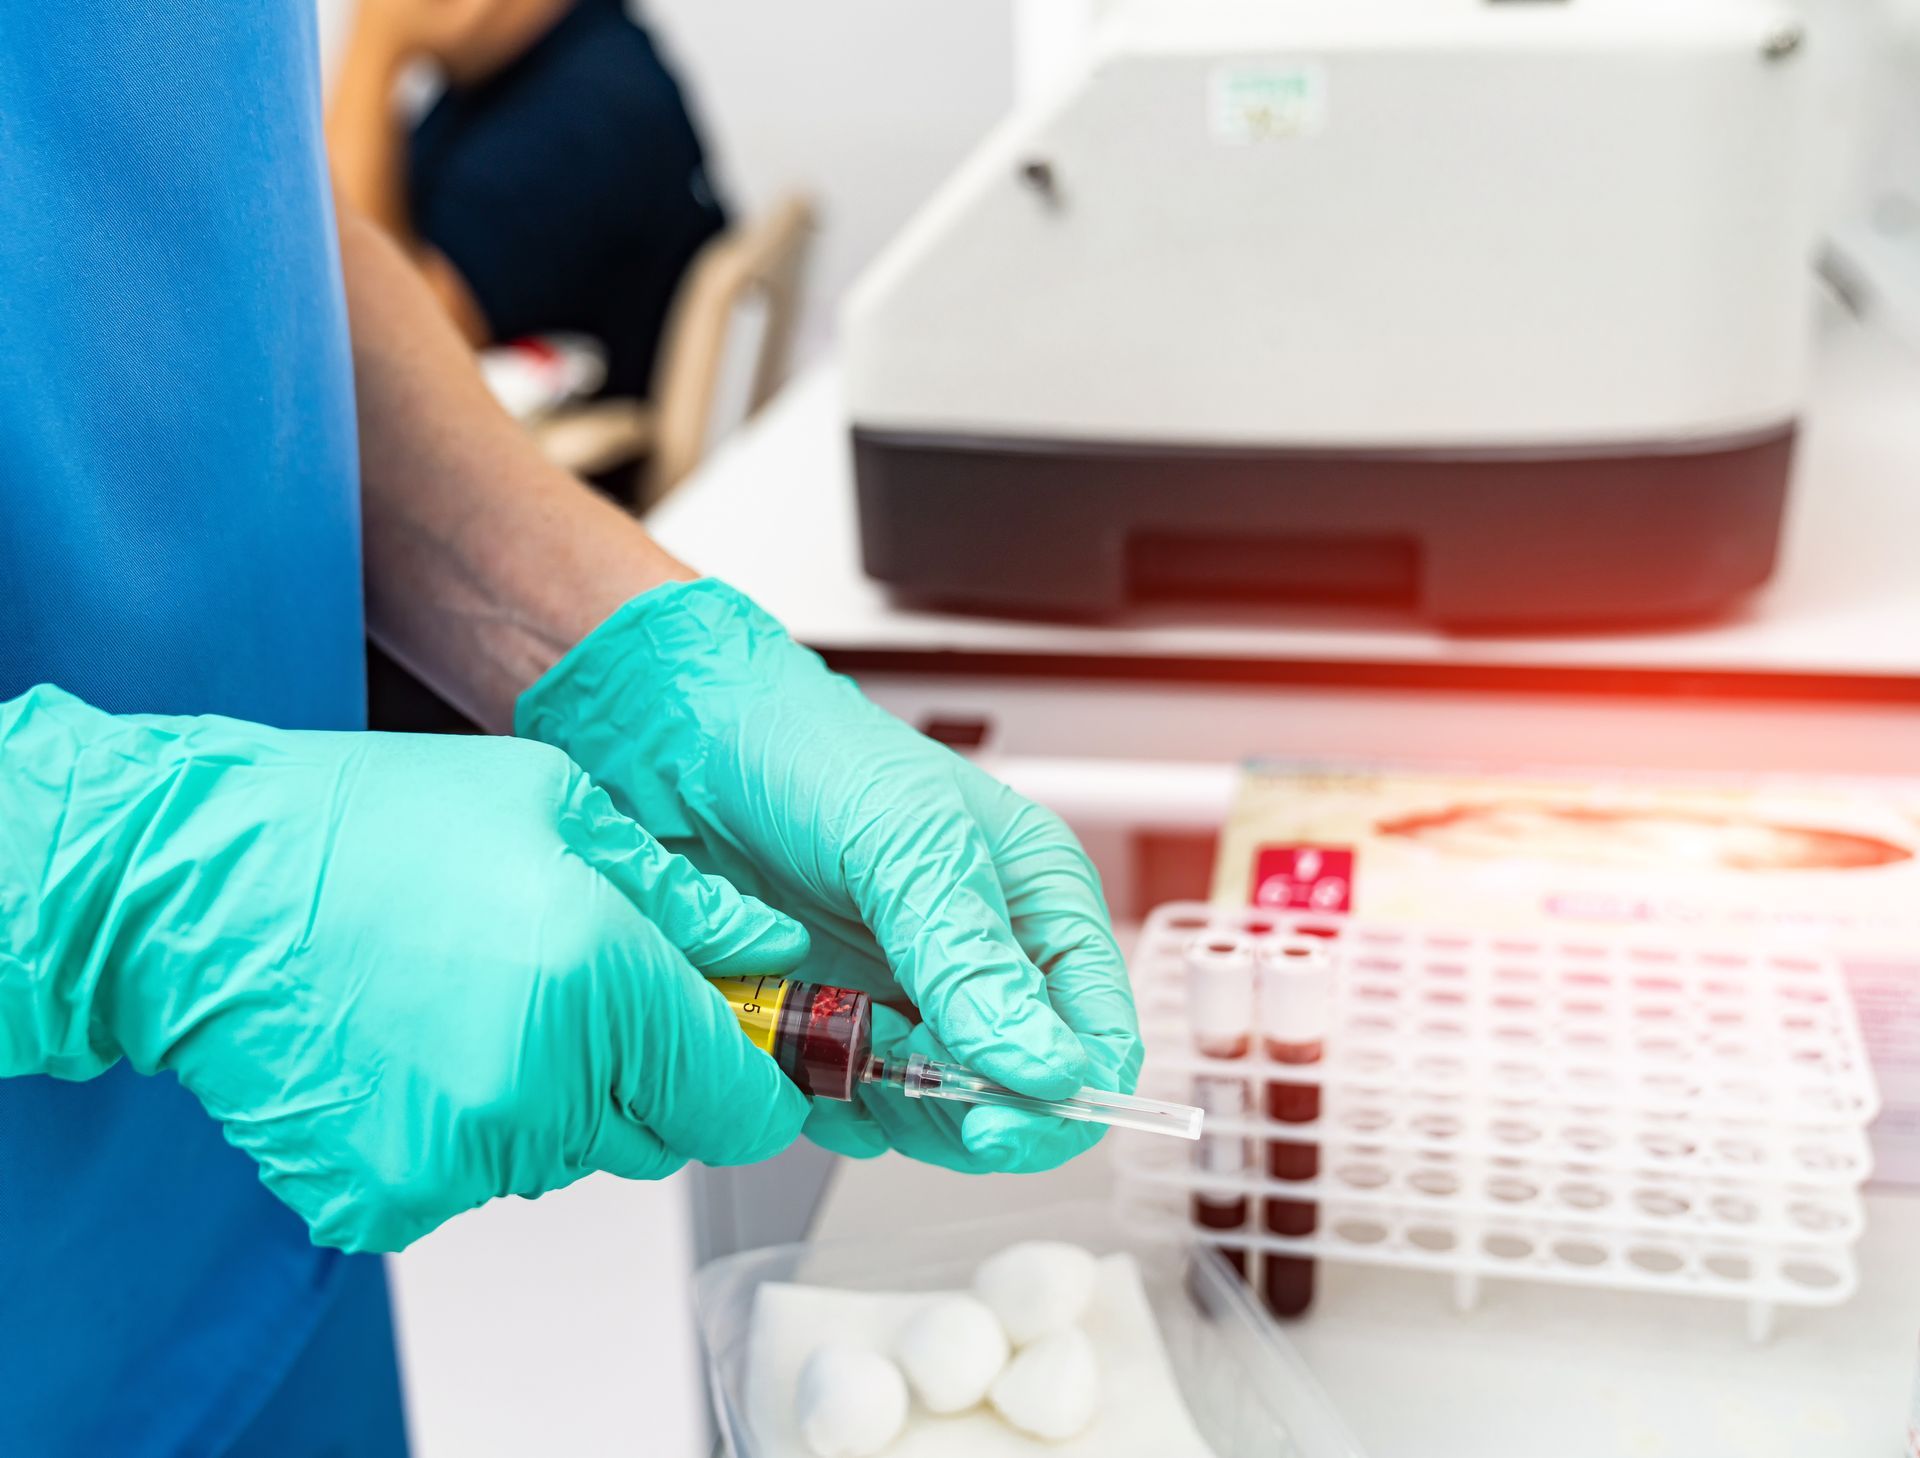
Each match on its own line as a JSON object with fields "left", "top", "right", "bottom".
{"left": 894, "top": 1294, "right": 1010, "bottom": 1414}
{"left": 988, "top": 1327, "right": 1099, "bottom": 1442}
{"left": 972, "top": 1241, "right": 1099, "bottom": 1345}
{"left": 794, "top": 1345, "right": 909, "bottom": 1458}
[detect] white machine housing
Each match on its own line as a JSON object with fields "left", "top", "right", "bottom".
{"left": 844, "top": 0, "right": 1819, "bottom": 626}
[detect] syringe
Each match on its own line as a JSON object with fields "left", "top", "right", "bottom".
{"left": 864, "top": 1051, "right": 1203, "bottom": 1139}
{"left": 713, "top": 975, "right": 1202, "bottom": 1141}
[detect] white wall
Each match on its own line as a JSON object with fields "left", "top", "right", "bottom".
{"left": 635, "top": 0, "right": 1014, "bottom": 355}
{"left": 1010, "top": 0, "right": 1101, "bottom": 102}
{"left": 388, "top": 1172, "right": 707, "bottom": 1458}
{"left": 318, "top": 0, "right": 1017, "bottom": 357}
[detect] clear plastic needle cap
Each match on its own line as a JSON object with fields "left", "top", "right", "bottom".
{"left": 863, "top": 1053, "right": 1203, "bottom": 1140}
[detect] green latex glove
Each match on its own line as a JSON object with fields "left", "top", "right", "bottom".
{"left": 515, "top": 580, "right": 1143, "bottom": 1174}
{"left": 0, "top": 685, "right": 809, "bottom": 1252}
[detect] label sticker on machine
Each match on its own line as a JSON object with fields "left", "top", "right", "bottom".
{"left": 1208, "top": 62, "right": 1328, "bottom": 143}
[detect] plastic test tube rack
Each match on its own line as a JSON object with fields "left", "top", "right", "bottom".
{"left": 1111, "top": 903, "right": 1882, "bottom": 1341}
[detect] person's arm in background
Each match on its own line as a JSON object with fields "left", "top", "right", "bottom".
{"left": 344, "top": 203, "right": 1143, "bottom": 1174}
{"left": 327, "top": 0, "right": 492, "bottom": 343}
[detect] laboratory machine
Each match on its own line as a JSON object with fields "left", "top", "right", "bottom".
{"left": 844, "top": 0, "right": 1820, "bottom": 626}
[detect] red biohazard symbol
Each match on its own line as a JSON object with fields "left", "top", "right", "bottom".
{"left": 1250, "top": 845, "right": 1353, "bottom": 913}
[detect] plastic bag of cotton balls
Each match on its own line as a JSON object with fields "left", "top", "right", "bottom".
{"left": 794, "top": 1345, "right": 909, "bottom": 1458}
{"left": 894, "top": 1294, "right": 1010, "bottom": 1414}
{"left": 789, "top": 1242, "right": 1103, "bottom": 1455}
{"left": 972, "top": 1240, "right": 1099, "bottom": 1346}
{"left": 988, "top": 1327, "right": 1099, "bottom": 1441}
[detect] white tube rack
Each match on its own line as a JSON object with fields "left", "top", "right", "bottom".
{"left": 1112, "top": 903, "right": 1881, "bottom": 1341}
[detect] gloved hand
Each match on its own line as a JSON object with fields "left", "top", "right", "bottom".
{"left": 0, "top": 684, "right": 809, "bottom": 1252}
{"left": 515, "top": 580, "right": 1143, "bottom": 1174}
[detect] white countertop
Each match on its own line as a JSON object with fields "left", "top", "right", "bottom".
{"left": 652, "top": 317, "right": 1920, "bottom": 689}
{"left": 811, "top": 1147, "right": 1920, "bottom": 1458}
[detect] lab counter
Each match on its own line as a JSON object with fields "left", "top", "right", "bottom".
{"left": 664, "top": 317, "right": 1920, "bottom": 1455}
{"left": 809, "top": 1144, "right": 1920, "bottom": 1457}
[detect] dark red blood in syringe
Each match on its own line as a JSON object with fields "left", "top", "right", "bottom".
{"left": 774, "top": 982, "right": 873, "bottom": 1100}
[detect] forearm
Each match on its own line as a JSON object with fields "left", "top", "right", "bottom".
{"left": 325, "top": 16, "right": 415, "bottom": 245}
{"left": 341, "top": 207, "right": 694, "bottom": 731}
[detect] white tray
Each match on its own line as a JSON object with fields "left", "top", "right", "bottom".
{"left": 694, "top": 1201, "right": 1368, "bottom": 1458}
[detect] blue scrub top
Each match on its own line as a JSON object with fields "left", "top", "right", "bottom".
{"left": 0, "top": 5, "right": 402, "bottom": 1454}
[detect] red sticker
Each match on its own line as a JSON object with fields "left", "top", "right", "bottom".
{"left": 1250, "top": 845, "right": 1353, "bottom": 913}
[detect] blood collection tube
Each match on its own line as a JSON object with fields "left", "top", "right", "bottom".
{"left": 1186, "top": 934, "right": 1257, "bottom": 1276}
{"left": 1256, "top": 934, "right": 1333, "bottom": 1319}
{"left": 1188, "top": 932, "right": 1256, "bottom": 1059}
{"left": 1192, "top": 1075, "right": 1252, "bottom": 1276}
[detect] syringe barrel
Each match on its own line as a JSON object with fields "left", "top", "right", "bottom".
{"left": 711, "top": 976, "right": 873, "bottom": 1100}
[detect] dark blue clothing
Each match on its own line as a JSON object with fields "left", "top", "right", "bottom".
{"left": 224, "top": 1255, "right": 408, "bottom": 1458}
{"left": 0, "top": 4, "right": 404, "bottom": 1454}
{"left": 410, "top": 0, "right": 727, "bottom": 399}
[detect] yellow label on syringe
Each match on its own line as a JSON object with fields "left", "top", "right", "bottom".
{"left": 710, "top": 975, "right": 794, "bottom": 1056}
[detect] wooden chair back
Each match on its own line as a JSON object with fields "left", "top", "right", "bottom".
{"left": 641, "top": 192, "right": 816, "bottom": 506}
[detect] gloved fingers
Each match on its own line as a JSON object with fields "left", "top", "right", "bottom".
{"left": 802, "top": 1098, "right": 891, "bottom": 1159}
{"left": 965, "top": 779, "right": 1144, "bottom": 1096}
{"left": 777, "top": 907, "right": 902, "bottom": 1004}
{"left": 845, "top": 795, "right": 1087, "bottom": 1101}
{"left": 585, "top": 1104, "right": 691, "bottom": 1183}
{"left": 257, "top": 1154, "right": 525, "bottom": 1256}
{"left": 256, "top": 1164, "right": 388, "bottom": 1254}
{"left": 852, "top": 1079, "right": 994, "bottom": 1174}
{"left": 570, "top": 777, "right": 811, "bottom": 975}
{"left": 831, "top": 1005, "right": 976, "bottom": 1170}
{"left": 639, "top": 835, "right": 903, "bottom": 1005}
{"left": 846, "top": 1007, "right": 1099, "bottom": 1174}
{"left": 954, "top": 1100, "right": 1106, "bottom": 1172}
{"left": 610, "top": 916, "right": 811, "bottom": 1167}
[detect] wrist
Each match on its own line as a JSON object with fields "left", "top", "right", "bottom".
{"left": 544, "top": 532, "right": 699, "bottom": 665}
{"left": 514, "top": 578, "right": 783, "bottom": 833}
{"left": 0, "top": 688, "right": 174, "bottom": 1078}
{"left": 434, "top": 518, "right": 696, "bottom": 729}
{"left": 518, "top": 579, "right": 777, "bottom": 724}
